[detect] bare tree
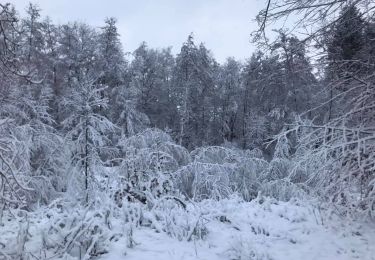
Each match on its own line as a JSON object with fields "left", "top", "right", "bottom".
{"left": 258, "top": 0, "right": 375, "bottom": 218}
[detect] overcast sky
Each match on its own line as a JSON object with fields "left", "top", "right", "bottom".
{"left": 11, "top": 0, "right": 265, "bottom": 63}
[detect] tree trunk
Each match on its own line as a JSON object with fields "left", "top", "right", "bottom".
{"left": 85, "top": 124, "right": 89, "bottom": 204}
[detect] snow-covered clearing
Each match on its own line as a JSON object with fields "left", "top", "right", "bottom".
{"left": 102, "top": 198, "right": 375, "bottom": 260}
{"left": 2, "top": 197, "right": 374, "bottom": 260}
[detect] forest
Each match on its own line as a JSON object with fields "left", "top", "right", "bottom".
{"left": 0, "top": 0, "right": 375, "bottom": 259}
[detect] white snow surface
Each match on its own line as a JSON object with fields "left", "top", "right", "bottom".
{"left": 1, "top": 197, "right": 374, "bottom": 259}
{"left": 101, "top": 198, "right": 375, "bottom": 260}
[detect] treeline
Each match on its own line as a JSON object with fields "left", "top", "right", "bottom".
{"left": 1, "top": 3, "right": 318, "bottom": 155}
{"left": 0, "top": 1, "right": 375, "bottom": 219}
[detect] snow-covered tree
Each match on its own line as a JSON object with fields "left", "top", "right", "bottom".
{"left": 258, "top": 0, "right": 375, "bottom": 219}
{"left": 173, "top": 35, "right": 217, "bottom": 148}
{"left": 61, "top": 72, "right": 117, "bottom": 203}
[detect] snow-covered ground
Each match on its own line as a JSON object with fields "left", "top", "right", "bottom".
{"left": 1, "top": 197, "right": 374, "bottom": 260}
{"left": 102, "top": 198, "right": 375, "bottom": 260}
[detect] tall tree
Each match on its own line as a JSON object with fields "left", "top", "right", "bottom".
{"left": 173, "top": 35, "right": 217, "bottom": 148}
{"left": 215, "top": 58, "right": 242, "bottom": 144}
{"left": 61, "top": 72, "right": 116, "bottom": 203}
{"left": 130, "top": 42, "right": 176, "bottom": 130}
{"left": 324, "top": 5, "right": 365, "bottom": 119}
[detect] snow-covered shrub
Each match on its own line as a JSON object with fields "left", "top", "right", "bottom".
{"left": 262, "top": 158, "right": 291, "bottom": 182}
{"left": 228, "top": 237, "right": 272, "bottom": 260}
{"left": 191, "top": 146, "right": 240, "bottom": 164}
{"left": 124, "top": 128, "right": 172, "bottom": 148}
{"left": 106, "top": 129, "right": 189, "bottom": 214}
{"left": 0, "top": 196, "right": 117, "bottom": 259}
{"left": 245, "top": 147, "right": 264, "bottom": 159}
{"left": 0, "top": 120, "right": 34, "bottom": 209}
{"left": 253, "top": 135, "right": 310, "bottom": 202}
{"left": 275, "top": 115, "right": 375, "bottom": 219}
{"left": 262, "top": 134, "right": 293, "bottom": 182}
{"left": 174, "top": 146, "right": 270, "bottom": 201}
{"left": 120, "top": 128, "right": 190, "bottom": 173}
{"left": 172, "top": 142, "right": 312, "bottom": 203}
{"left": 38, "top": 200, "right": 118, "bottom": 259}
{"left": 147, "top": 199, "right": 208, "bottom": 241}
{"left": 0, "top": 118, "right": 66, "bottom": 211}
{"left": 174, "top": 162, "right": 234, "bottom": 200}
{"left": 260, "top": 180, "right": 307, "bottom": 201}
{"left": 233, "top": 157, "right": 269, "bottom": 201}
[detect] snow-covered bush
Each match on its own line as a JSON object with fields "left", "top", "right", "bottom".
{"left": 120, "top": 128, "right": 190, "bottom": 173}
{"left": 260, "top": 180, "right": 307, "bottom": 201}
{"left": 262, "top": 158, "right": 291, "bottom": 182}
{"left": 107, "top": 129, "right": 189, "bottom": 212}
{"left": 254, "top": 135, "right": 308, "bottom": 202}
{"left": 0, "top": 118, "right": 66, "bottom": 212}
{"left": 191, "top": 146, "right": 240, "bottom": 164}
{"left": 174, "top": 144, "right": 310, "bottom": 202}
{"left": 275, "top": 116, "right": 375, "bottom": 219}
{"left": 147, "top": 199, "right": 208, "bottom": 241}
{"left": 0, "top": 119, "right": 34, "bottom": 210}
{"left": 41, "top": 204, "right": 114, "bottom": 259}
{"left": 174, "top": 162, "right": 234, "bottom": 200}
{"left": 228, "top": 237, "right": 272, "bottom": 260}
{"left": 234, "top": 157, "right": 269, "bottom": 201}
{"left": 174, "top": 146, "right": 272, "bottom": 201}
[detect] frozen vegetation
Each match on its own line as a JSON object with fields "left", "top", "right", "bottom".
{"left": 0, "top": 0, "right": 375, "bottom": 259}
{"left": 1, "top": 129, "right": 374, "bottom": 259}
{"left": 3, "top": 196, "right": 375, "bottom": 260}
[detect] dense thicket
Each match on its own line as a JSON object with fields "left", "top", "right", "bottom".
{"left": 256, "top": 0, "right": 375, "bottom": 219}
{"left": 0, "top": 0, "right": 375, "bottom": 243}
{"left": 1, "top": 1, "right": 375, "bottom": 258}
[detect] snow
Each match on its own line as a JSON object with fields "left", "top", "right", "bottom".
{"left": 1, "top": 197, "right": 374, "bottom": 259}
{"left": 100, "top": 198, "right": 375, "bottom": 260}
{"left": 102, "top": 228, "right": 217, "bottom": 260}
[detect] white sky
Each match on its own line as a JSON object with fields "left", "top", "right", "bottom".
{"left": 10, "top": 0, "right": 265, "bottom": 63}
